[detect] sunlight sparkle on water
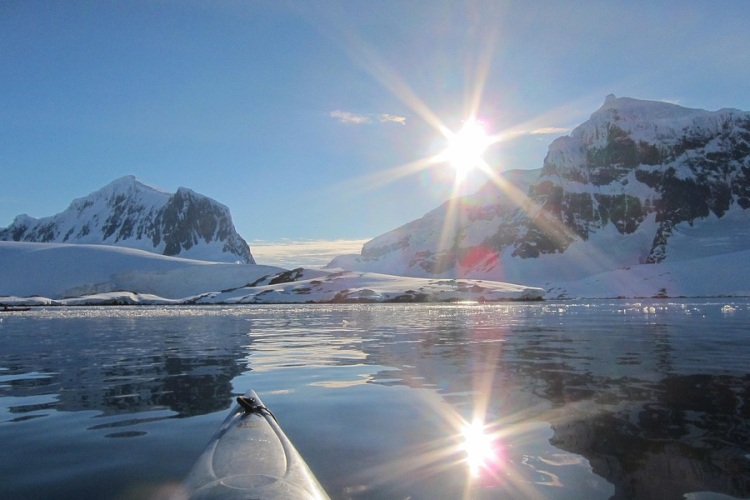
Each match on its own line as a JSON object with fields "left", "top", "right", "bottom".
{"left": 461, "top": 419, "right": 498, "bottom": 477}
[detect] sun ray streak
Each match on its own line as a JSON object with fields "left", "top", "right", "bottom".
{"left": 320, "top": 156, "right": 440, "bottom": 203}
{"left": 332, "top": 22, "right": 451, "bottom": 137}
{"left": 463, "top": 14, "right": 500, "bottom": 126}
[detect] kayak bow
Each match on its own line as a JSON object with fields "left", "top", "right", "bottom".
{"left": 183, "top": 390, "right": 331, "bottom": 500}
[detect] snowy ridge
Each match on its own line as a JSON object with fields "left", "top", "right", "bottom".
{"left": 0, "top": 176, "right": 254, "bottom": 264}
{"left": 329, "top": 96, "right": 750, "bottom": 297}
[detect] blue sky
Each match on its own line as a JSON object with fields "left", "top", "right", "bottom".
{"left": 3, "top": 1, "right": 750, "bottom": 266}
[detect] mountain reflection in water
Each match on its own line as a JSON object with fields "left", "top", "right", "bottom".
{"left": 0, "top": 302, "right": 749, "bottom": 500}
{"left": 1, "top": 309, "right": 247, "bottom": 420}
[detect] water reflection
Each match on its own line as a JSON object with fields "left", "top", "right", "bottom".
{"left": 0, "top": 302, "right": 749, "bottom": 500}
{"left": 353, "top": 302, "right": 750, "bottom": 499}
{"left": 0, "top": 308, "right": 248, "bottom": 419}
{"left": 550, "top": 373, "right": 750, "bottom": 499}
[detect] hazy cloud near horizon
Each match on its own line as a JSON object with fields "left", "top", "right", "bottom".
{"left": 249, "top": 238, "right": 370, "bottom": 268}
{"left": 529, "top": 127, "right": 572, "bottom": 135}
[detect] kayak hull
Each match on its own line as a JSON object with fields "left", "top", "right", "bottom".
{"left": 183, "top": 390, "right": 331, "bottom": 500}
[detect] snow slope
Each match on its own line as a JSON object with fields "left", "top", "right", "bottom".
{"left": 0, "top": 241, "right": 543, "bottom": 304}
{"left": 550, "top": 250, "right": 750, "bottom": 299}
{"left": 0, "top": 241, "right": 279, "bottom": 299}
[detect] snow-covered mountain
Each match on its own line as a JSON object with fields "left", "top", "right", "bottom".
{"left": 330, "top": 96, "right": 750, "bottom": 296}
{"left": 0, "top": 177, "right": 544, "bottom": 304}
{"left": 0, "top": 176, "right": 255, "bottom": 264}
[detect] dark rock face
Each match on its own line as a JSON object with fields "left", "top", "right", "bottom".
{"left": 155, "top": 187, "right": 251, "bottom": 260}
{"left": 0, "top": 176, "right": 255, "bottom": 264}
{"left": 333, "top": 96, "right": 750, "bottom": 277}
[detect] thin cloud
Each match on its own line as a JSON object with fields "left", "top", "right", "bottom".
{"left": 330, "top": 110, "right": 371, "bottom": 124}
{"left": 377, "top": 113, "right": 406, "bottom": 125}
{"left": 249, "top": 238, "right": 370, "bottom": 268}
{"left": 329, "top": 110, "right": 406, "bottom": 125}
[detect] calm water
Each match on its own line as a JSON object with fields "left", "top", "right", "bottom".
{"left": 1, "top": 301, "right": 749, "bottom": 500}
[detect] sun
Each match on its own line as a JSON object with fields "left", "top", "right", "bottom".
{"left": 441, "top": 119, "right": 493, "bottom": 182}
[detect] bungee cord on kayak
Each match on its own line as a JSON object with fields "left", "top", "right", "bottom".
{"left": 237, "top": 395, "right": 278, "bottom": 423}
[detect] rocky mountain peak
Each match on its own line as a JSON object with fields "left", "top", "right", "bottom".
{"left": 538, "top": 97, "right": 750, "bottom": 245}
{"left": 0, "top": 177, "right": 255, "bottom": 264}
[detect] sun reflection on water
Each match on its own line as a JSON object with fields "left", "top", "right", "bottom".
{"left": 461, "top": 418, "right": 502, "bottom": 478}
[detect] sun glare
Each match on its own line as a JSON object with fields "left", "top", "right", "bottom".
{"left": 461, "top": 419, "right": 496, "bottom": 477}
{"left": 442, "top": 119, "right": 493, "bottom": 182}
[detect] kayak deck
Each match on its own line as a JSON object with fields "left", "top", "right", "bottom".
{"left": 183, "top": 390, "right": 331, "bottom": 500}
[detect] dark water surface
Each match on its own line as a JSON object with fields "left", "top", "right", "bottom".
{"left": 1, "top": 301, "right": 749, "bottom": 500}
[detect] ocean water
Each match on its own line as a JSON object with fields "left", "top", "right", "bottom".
{"left": 1, "top": 301, "right": 749, "bottom": 500}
